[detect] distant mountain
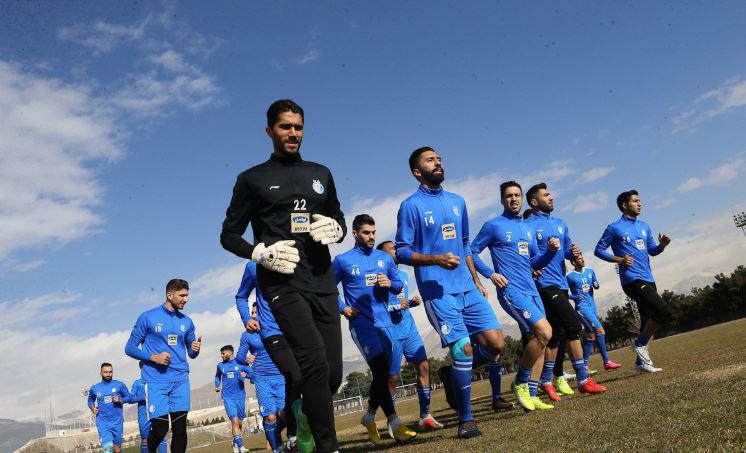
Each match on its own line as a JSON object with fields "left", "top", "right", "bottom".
{"left": 0, "top": 418, "right": 45, "bottom": 453}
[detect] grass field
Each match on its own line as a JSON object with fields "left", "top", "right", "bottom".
{"left": 184, "top": 319, "right": 746, "bottom": 451}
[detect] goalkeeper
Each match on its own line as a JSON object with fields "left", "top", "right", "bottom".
{"left": 220, "top": 99, "right": 347, "bottom": 453}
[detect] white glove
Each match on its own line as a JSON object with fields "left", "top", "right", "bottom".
{"left": 251, "top": 241, "right": 300, "bottom": 275}
{"left": 309, "top": 214, "right": 344, "bottom": 245}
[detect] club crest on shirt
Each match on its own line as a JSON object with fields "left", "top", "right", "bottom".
{"left": 234, "top": 366, "right": 239, "bottom": 370}
{"left": 312, "top": 179, "right": 324, "bottom": 194}
{"left": 149, "top": 404, "right": 155, "bottom": 413}
{"left": 180, "top": 324, "right": 186, "bottom": 332}
{"left": 377, "top": 260, "right": 384, "bottom": 268}
{"left": 558, "top": 226, "right": 564, "bottom": 234}
{"left": 111, "top": 387, "right": 117, "bottom": 392}
{"left": 97, "top": 392, "right": 102, "bottom": 397}
{"left": 453, "top": 206, "right": 460, "bottom": 216}
{"left": 642, "top": 229, "right": 647, "bottom": 237}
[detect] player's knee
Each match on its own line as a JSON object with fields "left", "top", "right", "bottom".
{"left": 564, "top": 321, "right": 582, "bottom": 341}
{"left": 449, "top": 337, "right": 471, "bottom": 360}
{"left": 596, "top": 327, "right": 605, "bottom": 335}
{"left": 533, "top": 322, "right": 552, "bottom": 346}
{"left": 170, "top": 411, "right": 188, "bottom": 435}
{"left": 418, "top": 360, "right": 429, "bottom": 375}
{"left": 585, "top": 333, "right": 595, "bottom": 341}
{"left": 264, "top": 414, "right": 277, "bottom": 423}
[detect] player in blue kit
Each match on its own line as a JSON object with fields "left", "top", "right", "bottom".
{"left": 235, "top": 261, "right": 303, "bottom": 451}
{"left": 237, "top": 304, "right": 288, "bottom": 453}
{"left": 130, "top": 363, "right": 167, "bottom": 453}
{"left": 395, "top": 147, "right": 504, "bottom": 439}
{"left": 595, "top": 189, "right": 671, "bottom": 372}
{"left": 215, "top": 345, "right": 254, "bottom": 453}
{"left": 376, "top": 240, "right": 448, "bottom": 428}
{"left": 335, "top": 214, "right": 418, "bottom": 445}
{"left": 566, "top": 255, "right": 622, "bottom": 371}
{"left": 87, "top": 363, "right": 133, "bottom": 453}
{"left": 525, "top": 183, "right": 607, "bottom": 399}
{"left": 125, "top": 279, "right": 201, "bottom": 453}
{"left": 471, "top": 181, "right": 560, "bottom": 411}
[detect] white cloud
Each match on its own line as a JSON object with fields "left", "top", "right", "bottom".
{"left": 673, "top": 77, "right": 746, "bottom": 132}
{"left": 677, "top": 154, "right": 745, "bottom": 192}
{"left": 568, "top": 191, "right": 609, "bottom": 214}
{"left": 190, "top": 261, "right": 247, "bottom": 303}
{"left": 297, "top": 49, "right": 320, "bottom": 64}
{"left": 58, "top": 19, "right": 149, "bottom": 55}
{"left": 581, "top": 166, "right": 615, "bottom": 183}
{"left": 0, "top": 61, "right": 123, "bottom": 260}
{"left": 656, "top": 197, "right": 679, "bottom": 209}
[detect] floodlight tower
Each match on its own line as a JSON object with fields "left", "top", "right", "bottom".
{"left": 734, "top": 211, "right": 746, "bottom": 239}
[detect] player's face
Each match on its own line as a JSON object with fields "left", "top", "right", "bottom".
{"left": 100, "top": 366, "right": 113, "bottom": 382}
{"left": 533, "top": 188, "right": 554, "bottom": 213}
{"left": 168, "top": 289, "right": 189, "bottom": 310}
{"left": 414, "top": 150, "right": 445, "bottom": 185}
{"left": 380, "top": 241, "right": 397, "bottom": 263}
{"left": 251, "top": 304, "right": 257, "bottom": 320}
{"left": 624, "top": 194, "right": 642, "bottom": 216}
{"left": 220, "top": 350, "right": 233, "bottom": 362}
{"left": 501, "top": 186, "right": 523, "bottom": 214}
{"left": 266, "top": 111, "right": 304, "bottom": 156}
{"left": 574, "top": 255, "right": 585, "bottom": 268}
{"left": 353, "top": 224, "right": 376, "bottom": 249}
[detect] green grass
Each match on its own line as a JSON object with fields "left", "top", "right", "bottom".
{"left": 174, "top": 319, "right": 746, "bottom": 451}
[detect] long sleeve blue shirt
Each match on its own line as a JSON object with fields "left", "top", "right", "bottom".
{"left": 594, "top": 215, "right": 662, "bottom": 285}
{"left": 566, "top": 267, "right": 599, "bottom": 312}
{"left": 237, "top": 331, "right": 282, "bottom": 378}
{"left": 524, "top": 211, "right": 575, "bottom": 290}
{"left": 236, "top": 261, "right": 282, "bottom": 339}
{"left": 125, "top": 305, "right": 198, "bottom": 383}
{"left": 129, "top": 378, "right": 148, "bottom": 426}
{"left": 471, "top": 212, "right": 556, "bottom": 296}
{"left": 395, "top": 185, "right": 476, "bottom": 299}
{"left": 333, "top": 246, "right": 403, "bottom": 328}
{"left": 215, "top": 359, "right": 254, "bottom": 400}
{"left": 87, "top": 380, "right": 132, "bottom": 426}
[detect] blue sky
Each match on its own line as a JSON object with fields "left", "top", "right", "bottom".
{"left": 1, "top": 1, "right": 745, "bottom": 419}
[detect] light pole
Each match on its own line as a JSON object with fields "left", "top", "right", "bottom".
{"left": 734, "top": 211, "right": 746, "bottom": 239}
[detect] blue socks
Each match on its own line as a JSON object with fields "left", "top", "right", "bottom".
{"left": 141, "top": 444, "right": 147, "bottom": 453}
{"left": 528, "top": 380, "right": 539, "bottom": 397}
{"left": 233, "top": 434, "right": 244, "bottom": 449}
{"left": 540, "top": 360, "right": 555, "bottom": 385}
{"left": 451, "top": 356, "right": 474, "bottom": 422}
{"left": 416, "top": 385, "right": 431, "bottom": 416}
{"left": 582, "top": 338, "right": 594, "bottom": 367}
{"left": 635, "top": 332, "right": 650, "bottom": 347}
{"left": 572, "top": 358, "right": 588, "bottom": 384}
{"left": 264, "top": 420, "right": 279, "bottom": 451}
{"left": 596, "top": 333, "right": 610, "bottom": 364}
{"left": 158, "top": 441, "right": 167, "bottom": 453}
{"left": 516, "top": 363, "right": 532, "bottom": 385}
{"left": 488, "top": 360, "right": 503, "bottom": 401}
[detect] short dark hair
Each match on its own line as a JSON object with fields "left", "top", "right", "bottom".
{"left": 522, "top": 209, "right": 534, "bottom": 220}
{"left": 101, "top": 362, "right": 112, "bottom": 370}
{"left": 220, "top": 345, "right": 234, "bottom": 353}
{"left": 267, "top": 99, "right": 304, "bottom": 127}
{"left": 499, "top": 181, "right": 522, "bottom": 199}
{"left": 616, "top": 189, "right": 639, "bottom": 212}
{"left": 376, "top": 240, "right": 394, "bottom": 251}
{"left": 526, "top": 183, "right": 547, "bottom": 204}
{"left": 166, "top": 279, "right": 189, "bottom": 293}
{"left": 408, "top": 146, "right": 434, "bottom": 171}
{"left": 352, "top": 214, "right": 375, "bottom": 231}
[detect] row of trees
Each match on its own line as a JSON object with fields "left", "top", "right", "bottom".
{"left": 335, "top": 265, "right": 745, "bottom": 398}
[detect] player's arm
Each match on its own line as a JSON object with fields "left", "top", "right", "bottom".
{"left": 236, "top": 334, "right": 250, "bottom": 365}
{"left": 647, "top": 225, "right": 669, "bottom": 256}
{"left": 130, "top": 382, "right": 145, "bottom": 404}
{"left": 592, "top": 269, "right": 600, "bottom": 290}
{"left": 186, "top": 323, "right": 200, "bottom": 359}
{"left": 87, "top": 387, "right": 97, "bottom": 415}
{"left": 395, "top": 202, "right": 460, "bottom": 269}
{"left": 470, "top": 223, "right": 496, "bottom": 279}
{"left": 383, "top": 257, "right": 404, "bottom": 294}
{"left": 235, "top": 262, "right": 255, "bottom": 326}
{"left": 220, "top": 173, "right": 257, "bottom": 259}
{"left": 322, "top": 170, "right": 348, "bottom": 243}
{"left": 529, "top": 230, "right": 557, "bottom": 270}
{"left": 240, "top": 365, "right": 255, "bottom": 383}
{"left": 215, "top": 365, "right": 222, "bottom": 392}
{"left": 117, "top": 383, "right": 133, "bottom": 404}
{"left": 594, "top": 225, "right": 624, "bottom": 263}
{"left": 125, "top": 315, "right": 155, "bottom": 362}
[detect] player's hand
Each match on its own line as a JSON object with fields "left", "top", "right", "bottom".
{"left": 570, "top": 243, "right": 581, "bottom": 258}
{"left": 616, "top": 254, "right": 634, "bottom": 267}
{"left": 245, "top": 319, "right": 260, "bottom": 333}
{"left": 476, "top": 280, "right": 488, "bottom": 298}
{"left": 191, "top": 336, "right": 202, "bottom": 353}
{"left": 246, "top": 354, "right": 256, "bottom": 366}
{"left": 436, "top": 252, "right": 460, "bottom": 270}
{"left": 112, "top": 395, "right": 121, "bottom": 404}
{"left": 547, "top": 237, "right": 561, "bottom": 252}
{"left": 215, "top": 387, "right": 221, "bottom": 393}
{"left": 309, "top": 214, "right": 344, "bottom": 245}
{"left": 490, "top": 273, "right": 509, "bottom": 288}
{"left": 400, "top": 299, "right": 410, "bottom": 309}
{"left": 376, "top": 273, "right": 391, "bottom": 288}
{"left": 658, "top": 233, "right": 671, "bottom": 247}
{"left": 532, "top": 269, "right": 542, "bottom": 280}
{"left": 342, "top": 306, "right": 360, "bottom": 320}
{"left": 151, "top": 352, "right": 172, "bottom": 366}
{"left": 410, "top": 295, "right": 422, "bottom": 307}
{"left": 91, "top": 407, "right": 99, "bottom": 415}
{"left": 252, "top": 241, "right": 300, "bottom": 275}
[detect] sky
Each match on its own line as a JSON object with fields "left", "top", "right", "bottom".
{"left": 1, "top": 1, "right": 745, "bottom": 420}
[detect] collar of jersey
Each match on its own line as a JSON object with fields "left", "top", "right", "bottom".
{"left": 533, "top": 210, "right": 552, "bottom": 219}
{"left": 621, "top": 214, "right": 638, "bottom": 223}
{"left": 161, "top": 304, "right": 178, "bottom": 316}
{"left": 501, "top": 211, "right": 521, "bottom": 221}
{"left": 417, "top": 185, "right": 443, "bottom": 196}
{"left": 269, "top": 153, "right": 303, "bottom": 165}
{"left": 353, "top": 245, "right": 374, "bottom": 255}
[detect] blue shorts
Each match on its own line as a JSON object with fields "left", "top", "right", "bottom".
{"left": 146, "top": 380, "right": 190, "bottom": 418}
{"left": 223, "top": 398, "right": 246, "bottom": 420}
{"left": 350, "top": 323, "right": 392, "bottom": 363}
{"left": 499, "top": 289, "right": 546, "bottom": 334}
{"left": 384, "top": 319, "right": 427, "bottom": 375}
{"left": 137, "top": 415, "right": 150, "bottom": 441}
{"left": 255, "top": 375, "right": 285, "bottom": 417}
{"left": 96, "top": 422, "right": 123, "bottom": 447}
{"left": 423, "top": 289, "right": 500, "bottom": 347}
{"left": 577, "top": 308, "right": 602, "bottom": 333}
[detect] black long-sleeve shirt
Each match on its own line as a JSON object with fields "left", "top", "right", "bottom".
{"left": 221, "top": 153, "right": 347, "bottom": 295}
